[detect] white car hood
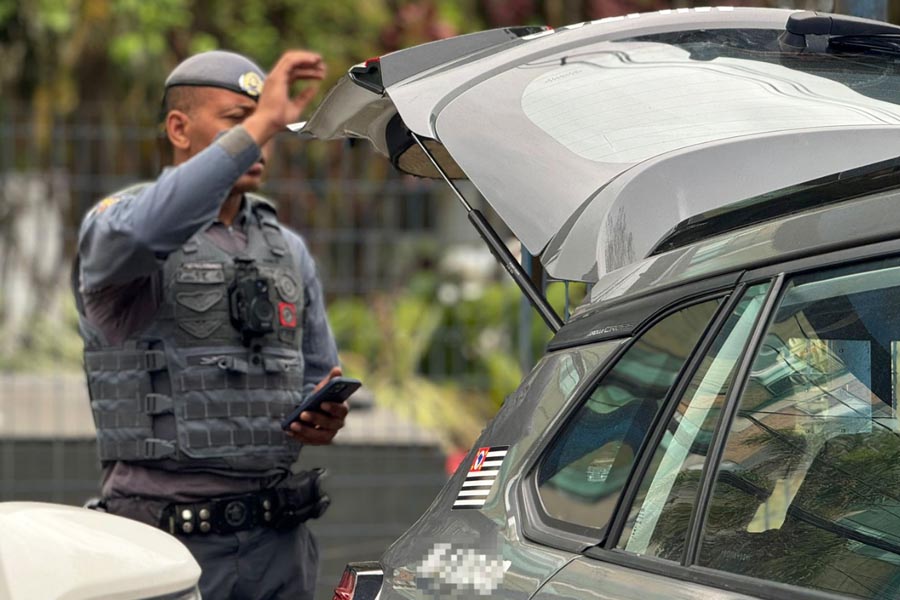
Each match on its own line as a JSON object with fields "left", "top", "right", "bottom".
{"left": 0, "top": 502, "right": 199, "bottom": 600}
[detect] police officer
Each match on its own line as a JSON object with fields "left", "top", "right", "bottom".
{"left": 73, "top": 49, "right": 347, "bottom": 600}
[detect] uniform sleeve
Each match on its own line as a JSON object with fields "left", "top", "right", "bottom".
{"left": 78, "top": 126, "right": 261, "bottom": 291}
{"left": 283, "top": 228, "right": 340, "bottom": 395}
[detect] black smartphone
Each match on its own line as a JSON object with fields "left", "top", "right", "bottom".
{"left": 281, "top": 376, "right": 361, "bottom": 430}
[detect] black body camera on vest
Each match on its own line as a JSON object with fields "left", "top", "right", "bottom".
{"left": 229, "top": 258, "right": 275, "bottom": 345}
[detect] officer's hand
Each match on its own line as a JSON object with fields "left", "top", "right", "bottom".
{"left": 287, "top": 366, "right": 350, "bottom": 445}
{"left": 244, "top": 50, "right": 327, "bottom": 146}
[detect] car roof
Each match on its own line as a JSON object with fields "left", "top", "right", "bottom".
{"left": 550, "top": 171, "right": 900, "bottom": 350}
{"left": 303, "top": 8, "right": 900, "bottom": 284}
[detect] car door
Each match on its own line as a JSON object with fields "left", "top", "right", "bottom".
{"left": 533, "top": 250, "right": 900, "bottom": 599}
{"left": 529, "top": 282, "right": 774, "bottom": 600}
{"left": 375, "top": 280, "right": 733, "bottom": 599}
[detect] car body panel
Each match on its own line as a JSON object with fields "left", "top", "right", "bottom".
{"left": 0, "top": 502, "right": 199, "bottom": 600}
{"left": 378, "top": 342, "right": 623, "bottom": 599}
{"left": 540, "top": 127, "right": 900, "bottom": 282}
{"left": 549, "top": 271, "right": 740, "bottom": 351}
{"left": 366, "top": 188, "right": 900, "bottom": 598}
{"left": 569, "top": 185, "right": 900, "bottom": 315}
{"left": 302, "top": 7, "right": 900, "bottom": 281}
{"left": 531, "top": 556, "right": 758, "bottom": 600}
{"left": 432, "top": 38, "right": 900, "bottom": 267}
{"left": 306, "top": 9, "right": 900, "bottom": 600}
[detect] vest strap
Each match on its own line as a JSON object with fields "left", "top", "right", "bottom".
{"left": 182, "top": 239, "right": 200, "bottom": 254}
{"left": 177, "top": 371, "right": 303, "bottom": 392}
{"left": 99, "top": 438, "right": 176, "bottom": 461}
{"left": 186, "top": 428, "right": 283, "bottom": 449}
{"left": 94, "top": 411, "right": 151, "bottom": 429}
{"left": 91, "top": 392, "right": 173, "bottom": 434}
{"left": 142, "top": 393, "right": 174, "bottom": 415}
{"left": 253, "top": 205, "right": 288, "bottom": 257}
{"left": 183, "top": 399, "right": 295, "bottom": 420}
{"left": 86, "top": 350, "right": 167, "bottom": 372}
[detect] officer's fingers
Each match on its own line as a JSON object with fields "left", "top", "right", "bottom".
{"left": 320, "top": 401, "right": 350, "bottom": 420}
{"left": 277, "top": 51, "right": 324, "bottom": 75}
{"left": 286, "top": 430, "right": 329, "bottom": 445}
{"left": 287, "top": 425, "right": 336, "bottom": 445}
{"left": 287, "top": 71, "right": 325, "bottom": 90}
{"left": 288, "top": 419, "right": 328, "bottom": 436}
{"left": 287, "top": 70, "right": 325, "bottom": 84}
{"left": 298, "top": 410, "right": 345, "bottom": 431}
{"left": 264, "top": 53, "right": 319, "bottom": 93}
{"left": 310, "top": 366, "right": 343, "bottom": 394}
{"left": 288, "top": 64, "right": 326, "bottom": 79}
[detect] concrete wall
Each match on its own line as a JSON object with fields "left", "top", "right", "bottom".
{"left": 0, "top": 373, "right": 449, "bottom": 598}
{"left": 0, "top": 438, "right": 447, "bottom": 599}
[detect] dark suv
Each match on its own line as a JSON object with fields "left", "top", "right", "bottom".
{"left": 305, "top": 7, "right": 900, "bottom": 599}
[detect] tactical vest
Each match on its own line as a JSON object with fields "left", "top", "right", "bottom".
{"left": 82, "top": 193, "right": 306, "bottom": 474}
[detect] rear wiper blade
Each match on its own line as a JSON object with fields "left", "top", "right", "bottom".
{"left": 827, "top": 35, "right": 900, "bottom": 56}
{"left": 781, "top": 10, "right": 900, "bottom": 51}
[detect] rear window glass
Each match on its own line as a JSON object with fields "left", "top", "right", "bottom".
{"left": 522, "top": 28, "right": 900, "bottom": 164}
{"left": 700, "top": 258, "right": 900, "bottom": 599}
{"left": 618, "top": 283, "right": 771, "bottom": 560}
{"left": 536, "top": 299, "right": 719, "bottom": 532}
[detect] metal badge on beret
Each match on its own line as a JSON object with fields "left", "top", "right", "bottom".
{"left": 239, "top": 71, "right": 264, "bottom": 97}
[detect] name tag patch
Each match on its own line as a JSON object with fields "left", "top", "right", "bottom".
{"left": 176, "top": 263, "right": 226, "bottom": 284}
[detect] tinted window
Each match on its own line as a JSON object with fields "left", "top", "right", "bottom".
{"left": 618, "top": 283, "right": 770, "bottom": 560}
{"left": 630, "top": 29, "right": 900, "bottom": 106}
{"left": 536, "top": 299, "right": 719, "bottom": 531}
{"left": 700, "top": 260, "right": 900, "bottom": 599}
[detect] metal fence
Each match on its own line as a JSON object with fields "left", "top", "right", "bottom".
{"left": 0, "top": 111, "right": 517, "bottom": 598}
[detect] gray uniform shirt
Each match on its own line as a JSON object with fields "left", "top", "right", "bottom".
{"left": 76, "top": 126, "right": 339, "bottom": 503}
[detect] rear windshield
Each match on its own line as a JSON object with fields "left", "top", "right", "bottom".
{"left": 629, "top": 28, "right": 900, "bottom": 104}
{"left": 521, "top": 28, "right": 900, "bottom": 164}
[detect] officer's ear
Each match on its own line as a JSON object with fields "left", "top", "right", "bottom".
{"left": 165, "top": 110, "right": 192, "bottom": 153}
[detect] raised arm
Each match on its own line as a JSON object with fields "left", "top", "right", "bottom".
{"left": 78, "top": 128, "right": 260, "bottom": 290}
{"left": 78, "top": 49, "right": 326, "bottom": 292}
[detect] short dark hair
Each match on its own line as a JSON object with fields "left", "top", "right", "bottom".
{"left": 158, "top": 86, "right": 200, "bottom": 159}
{"left": 162, "top": 86, "right": 199, "bottom": 115}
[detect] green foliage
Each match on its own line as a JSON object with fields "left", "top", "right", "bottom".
{"left": 329, "top": 271, "right": 582, "bottom": 449}
{"left": 0, "top": 0, "right": 490, "bottom": 126}
{"left": 109, "top": 0, "right": 191, "bottom": 71}
{"left": 0, "top": 293, "right": 83, "bottom": 372}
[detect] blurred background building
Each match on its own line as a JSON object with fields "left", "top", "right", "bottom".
{"left": 0, "top": 0, "right": 893, "bottom": 596}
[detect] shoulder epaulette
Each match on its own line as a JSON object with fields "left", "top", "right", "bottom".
{"left": 88, "top": 182, "right": 150, "bottom": 217}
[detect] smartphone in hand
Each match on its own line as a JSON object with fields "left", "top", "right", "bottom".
{"left": 281, "top": 376, "right": 361, "bottom": 430}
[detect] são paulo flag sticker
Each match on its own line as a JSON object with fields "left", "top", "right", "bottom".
{"left": 452, "top": 446, "right": 509, "bottom": 510}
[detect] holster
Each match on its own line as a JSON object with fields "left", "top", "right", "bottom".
{"left": 272, "top": 467, "right": 331, "bottom": 529}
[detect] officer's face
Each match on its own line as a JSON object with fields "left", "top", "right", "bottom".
{"left": 171, "top": 87, "right": 272, "bottom": 192}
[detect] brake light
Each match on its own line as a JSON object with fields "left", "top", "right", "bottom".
{"left": 364, "top": 56, "right": 381, "bottom": 67}
{"left": 333, "top": 567, "right": 357, "bottom": 600}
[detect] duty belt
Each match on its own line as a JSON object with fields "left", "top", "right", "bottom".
{"left": 160, "top": 469, "right": 331, "bottom": 535}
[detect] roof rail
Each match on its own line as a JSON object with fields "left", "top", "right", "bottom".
{"left": 649, "top": 155, "right": 900, "bottom": 257}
